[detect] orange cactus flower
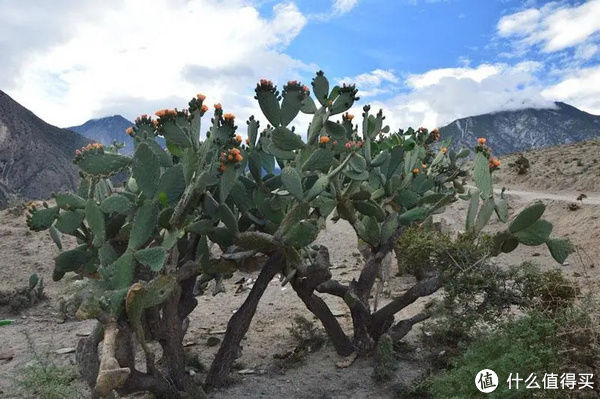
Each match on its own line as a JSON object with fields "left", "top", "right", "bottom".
{"left": 219, "top": 164, "right": 226, "bottom": 172}
{"left": 155, "top": 109, "right": 166, "bottom": 118}
{"left": 125, "top": 127, "right": 134, "bottom": 135}
{"left": 201, "top": 104, "right": 208, "bottom": 113}
{"left": 214, "top": 103, "right": 222, "bottom": 110}
{"left": 302, "top": 85, "right": 310, "bottom": 92}
{"left": 441, "top": 147, "right": 447, "bottom": 154}
{"left": 413, "top": 168, "right": 420, "bottom": 174}
{"left": 196, "top": 93, "right": 206, "bottom": 101}
{"left": 288, "top": 80, "right": 298, "bottom": 86}
{"left": 235, "top": 153, "right": 243, "bottom": 162}
{"left": 235, "top": 135, "right": 242, "bottom": 142}
{"left": 422, "top": 163, "right": 427, "bottom": 169}
{"left": 231, "top": 148, "right": 241, "bottom": 155}
{"left": 489, "top": 157, "right": 501, "bottom": 168}
{"left": 345, "top": 113, "right": 354, "bottom": 121}
{"left": 228, "top": 154, "right": 234, "bottom": 161}
{"left": 245, "top": 138, "right": 250, "bottom": 145}
{"left": 224, "top": 113, "right": 235, "bottom": 121}
{"left": 477, "top": 137, "right": 487, "bottom": 145}
{"left": 320, "top": 136, "right": 330, "bottom": 144}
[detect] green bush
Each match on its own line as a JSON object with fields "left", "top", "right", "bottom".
{"left": 429, "top": 312, "right": 561, "bottom": 399}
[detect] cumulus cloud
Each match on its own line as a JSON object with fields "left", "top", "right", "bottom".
{"left": 332, "top": 0, "right": 359, "bottom": 15}
{"left": 337, "top": 69, "right": 399, "bottom": 97}
{"left": 346, "top": 62, "right": 554, "bottom": 131}
{"left": 542, "top": 65, "right": 600, "bottom": 115}
{"left": 1, "top": 0, "right": 312, "bottom": 127}
{"left": 498, "top": 0, "right": 600, "bottom": 52}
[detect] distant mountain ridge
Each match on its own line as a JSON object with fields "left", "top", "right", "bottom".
{"left": 439, "top": 102, "right": 600, "bottom": 155}
{"left": 69, "top": 115, "right": 135, "bottom": 154}
{"left": 0, "top": 90, "right": 90, "bottom": 206}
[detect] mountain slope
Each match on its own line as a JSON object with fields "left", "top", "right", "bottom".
{"left": 68, "top": 115, "right": 134, "bottom": 154}
{"left": 0, "top": 90, "right": 90, "bottom": 206}
{"left": 439, "top": 102, "right": 600, "bottom": 155}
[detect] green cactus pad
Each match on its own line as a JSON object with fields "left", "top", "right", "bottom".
{"left": 302, "top": 148, "right": 333, "bottom": 172}
{"left": 256, "top": 88, "right": 281, "bottom": 127}
{"left": 134, "top": 247, "right": 167, "bottom": 272}
{"left": 49, "top": 225, "right": 62, "bottom": 250}
{"left": 281, "top": 86, "right": 305, "bottom": 126}
{"left": 353, "top": 200, "right": 385, "bottom": 222}
{"left": 399, "top": 207, "right": 429, "bottom": 225}
{"left": 101, "top": 252, "right": 135, "bottom": 290}
{"left": 281, "top": 166, "right": 304, "bottom": 200}
{"left": 304, "top": 175, "right": 329, "bottom": 201}
{"left": 75, "top": 152, "right": 132, "bottom": 177}
{"left": 54, "top": 192, "right": 86, "bottom": 210}
{"left": 474, "top": 197, "right": 495, "bottom": 233}
{"left": 356, "top": 216, "right": 380, "bottom": 247}
{"left": 509, "top": 201, "right": 546, "bottom": 233}
{"left": 312, "top": 71, "right": 329, "bottom": 106}
{"left": 546, "top": 238, "right": 574, "bottom": 264}
{"left": 26, "top": 206, "right": 59, "bottom": 232}
{"left": 218, "top": 204, "right": 239, "bottom": 234}
{"left": 229, "top": 181, "right": 252, "bottom": 212}
{"left": 219, "top": 165, "right": 239, "bottom": 203}
{"left": 381, "top": 214, "right": 400, "bottom": 243}
{"left": 54, "top": 245, "right": 94, "bottom": 280}
{"left": 494, "top": 198, "right": 508, "bottom": 223}
{"left": 100, "top": 194, "right": 133, "bottom": 215}
{"left": 157, "top": 164, "right": 186, "bottom": 207}
{"left": 282, "top": 220, "right": 318, "bottom": 247}
{"left": 235, "top": 231, "right": 279, "bottom": 251}
{"left": 514, "top": 219, "right": 553, "bottom": 246}
{"left": 208, "top": 226, "right": 234, "bottom": 249}
{"left": 132, "top": 142, "right": 160, "bottom": 199}
{"left": 128, "top": 201, "right": 158, "bottom": 250}
{"left": 186, "top": 219, "right": 215, "bottom": 235}
{"left": 126, "top": 275, "right": 176, "bottom": 352}
{"left": 324, "top": 121, "right": 346, "bottom": 140}
{"left": 266, "top": 141, "right": 296, "bottom": 160}
{"left": 271, "top": 127, "right": 305, "bottom": 151}
{"left": 86, "top": 200, "right": 106, "bottom": 248}
{"left": 465, "top": 190, "right": 479, "bottom": 231}
{"left": 473, "top": 152, "right": 493, "bottom": 199}
{"left": 144, "top": 139, "right": 173, "bottom": 167}
{"left": 161, "top": 119, "right": 192, "bottom": 148}
{"left": 98, "top": 241, "right": 119, "bottom": 266}
{"left": 55, "top": 209, "right": 85, "bottom": 234}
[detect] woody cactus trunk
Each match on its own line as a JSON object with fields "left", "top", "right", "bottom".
{"left": 26, "top": 71, "right": 573, "bottom": 396}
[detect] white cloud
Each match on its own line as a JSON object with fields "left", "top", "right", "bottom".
{"left": 337, "top": 69, "right": 399, "bottom": 97}
{"left": 1, "top": 0, "right": 311, "bottom": 127}
{"left": 332, "top": 0, "right": 359, "bottom": 15}
{"left": 406, "top": 64, "right": 501, "bottom": 89}
{"left": 498, "top": 0, "right": 600, "bottom": 52}
{"left": 542, "top": 65, "right": 600, "bottom": 114}
{"left": 348, "top": 62, "right": 554, "bottom": 131}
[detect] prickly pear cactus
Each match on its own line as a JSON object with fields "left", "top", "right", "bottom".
{"left": 24, "top": 71, "right": 573, "bottom": 396}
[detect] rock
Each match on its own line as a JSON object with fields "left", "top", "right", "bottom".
{"left": 55, "top": 347, "right": 76, "bottom": 354}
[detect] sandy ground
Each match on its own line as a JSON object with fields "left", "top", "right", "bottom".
{"left": 0, "top": 160, "right": 599, "bottom": 398}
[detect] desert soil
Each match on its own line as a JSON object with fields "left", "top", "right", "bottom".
{"left": 1, "top": 143, "right": 599, "bottom": 398}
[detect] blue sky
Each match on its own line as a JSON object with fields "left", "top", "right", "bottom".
{"left": 1, "top": 0, "right": 599, "bottom": 130}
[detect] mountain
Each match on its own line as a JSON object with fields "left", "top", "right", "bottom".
{"left": 0, "top": 90, "right": 90, "bottom": 207}
{"left": 439, "top": 102, "right": 600, "bottom": 155}
{"left": 68, "top": 115, "right": 135, "bottom": 154}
